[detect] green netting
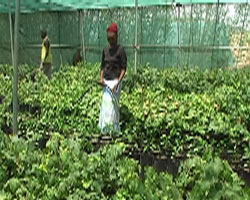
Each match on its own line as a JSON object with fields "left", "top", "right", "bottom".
{"left": 0, "top": 2, "right": 249, "bottom": 68}
{"left": 0, "top": 0, "right": 249, "bottom": 12}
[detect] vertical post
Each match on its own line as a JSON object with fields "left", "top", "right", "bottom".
{"left": 80, "top": 10, "right": 86, "bottom": 61}
{"left": 8, "top": 0, "right": 14, "bottom": 65}
{"left": 13, "top": 0, "right": 20, "bottom": 135}
{"left": 134, "top": 0, "right": 138, "bottom": 74}
{"left": 164, "top": 6, "right": 167, "bottom": 68}
{"left": 211, "top": 0, "right": 219, "bottom": 68}
{"left": 140, "top": 7, "right": 143, "bottom": 65}
{"left": 57, "top": 11, "right": 63, "bottom": 65}
{"left": 236, "top": 3, "right": 247, "bottom": 68}
{"left": 187, "top": 0, "right": 193, "bottom": 67}
{"left": 177, "top": 3, "right": 181, "bottom": 67}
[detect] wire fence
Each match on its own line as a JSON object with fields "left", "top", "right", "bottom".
{"left": 0, "top": 3, "right": 249, "bottom": 68}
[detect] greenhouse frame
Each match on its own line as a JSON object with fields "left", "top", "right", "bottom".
{"left": 0, "top": 1, "right": 250, "bottom": 198}
{"left": 0, "top": 0, "right": 249, "bottom": 69}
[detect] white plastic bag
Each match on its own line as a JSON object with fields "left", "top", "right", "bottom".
{"left": 98, "top": 79, "right": 121, "bottom": 132}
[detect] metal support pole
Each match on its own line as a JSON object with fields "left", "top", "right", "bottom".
{"left": 8, "top": 0, "right": 14, "bottom": 66}
{"left": 57, "top": 12, "right": 63, "bottom": 65}
{"left": 134, "top": 0, "right": 138, "bottom": 74}
{"left": 13, "top": 0, "right": 20, "bottom": 135}
{"left": 164, "top": 6, "right": 167, "bottom": 67}
{"left": 21, "top": 44, "right": 250, "bottom": 50}
{"left": 236, "top": 3, "right": 248, "bottom": 68}
{"left": 177, "top": 3, "right": 181, "bottom": 67}
{"left": 80, "top": 10, "right": 86, "bottom": 61}
{"left": 187, "top": 1, "right": 193, "bottom": 67}
{"left": 140, "top": 7, "right": 143, "bottom": 65}
{"left": 211, "top": 0, "right": 219, "bottom": 68}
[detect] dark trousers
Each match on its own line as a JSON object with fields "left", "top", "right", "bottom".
{"left": 41, "top": 62, "right": 52, "bottom": 78}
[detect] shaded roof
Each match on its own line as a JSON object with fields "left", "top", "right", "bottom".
{"left": 0, "top": 0, "right": 248, "bottom": 13}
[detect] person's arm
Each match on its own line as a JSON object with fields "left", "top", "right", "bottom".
{"left": 44, "top": 39, "right": 50, "bottom": 61}
{"left": 113, "top": 47, "right": 127, "bottom": 93}
{"left": 99, "top": 50, "right": 105, "bottom": 86}
{"left": 99, "top": 69, "right": 104, "bottom": 86}
{"left": 117, "top": 69, "right": 126, "bottom": 85}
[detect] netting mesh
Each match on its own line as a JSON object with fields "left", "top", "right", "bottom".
{"left": 0, "top": 2, "right": 249, "bottom": 68}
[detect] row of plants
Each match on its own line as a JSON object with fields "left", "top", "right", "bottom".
{"left": 0, "top": 132, "right": 249, "bottom": 199}
{"left": 1, "top": 64, "right": 250, "bottom": 161}
{"left": 1, "top": 63, "right": 250, "bottom": 198}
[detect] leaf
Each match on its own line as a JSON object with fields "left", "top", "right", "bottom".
{"left": 0, "top": 191, "right": 6, "bottom": 200}
{"left": 82, "top": 179, "right": 92, "bottom": 189}
{"left": 6, "top": 178, "right": 21, "bottom": 193}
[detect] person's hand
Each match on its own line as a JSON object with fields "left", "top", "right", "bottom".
{"left": 112, "top": 84, "right": 118, "bottom": 94}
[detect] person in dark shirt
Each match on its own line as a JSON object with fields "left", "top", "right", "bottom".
{"left": 98, "top": 22, "right": 127, "bottom": 132}
{"left": 99, "top": 22, "right": 127, "bottom": 94}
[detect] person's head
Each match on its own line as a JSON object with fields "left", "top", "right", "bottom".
{"left": 41, "top": 31, "right": 47, "bottom": 39}
{"left": 106, "top": 22, "right": 118, "bottom": 47}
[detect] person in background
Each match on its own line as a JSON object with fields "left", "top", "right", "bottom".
{"left": 40, "top": 31, "right": 52, "bottom": 78}
{"left": 98, "top": 22, "right": 127, "bottom": 132}
{"left": 73, "top": 49, "right": 82, "bottom": 66}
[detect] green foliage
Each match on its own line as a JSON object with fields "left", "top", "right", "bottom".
{"left": 176, "top": 150, "right": 250, "bottom": 200}
{"left": 1, "top": 63, "right": 250, "bottom": 199}
{"left": 1, "top": 63, "right": 250, "bottom": 160}
{"left": 144, "top": 167, "right": 181, "bottom": 200}
{"left": 0, "top": 133, "right": 249, "bottom": 199}
{"left": 0, "top": 132, "right": 139, "bottom": 199}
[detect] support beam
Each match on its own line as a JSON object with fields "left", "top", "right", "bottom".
{"left": 177, "top": 3, "right": 181, "bottom": 67}
{"left": 57, "top": 11, "right": 63, "bottom": 65}
{"left": 211, "top": 0, "right": 220, "bottom": 68}
{"left": 236, "top": 3, "right": 248, "bottom": 68}
{"left": 187, "top": 0, "right": 193, "bottom": 67}
{"left": 13, "top": 0, "right": 20, "bottom": 135}
{"left": 134, "top": 0, "right": 138, "bottom": 74}
{"left": 80, "top": 10, "right": 86, "bottom": 61}
{"left": 20, "top": 43, "right": 250, "bottom": 50}
{"left": 8, "top": 0, "right": 14, "bottom": 65}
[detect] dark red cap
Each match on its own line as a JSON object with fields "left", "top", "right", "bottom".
{"left": 107, "top": 22, "right": 118, "bottom": 34}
